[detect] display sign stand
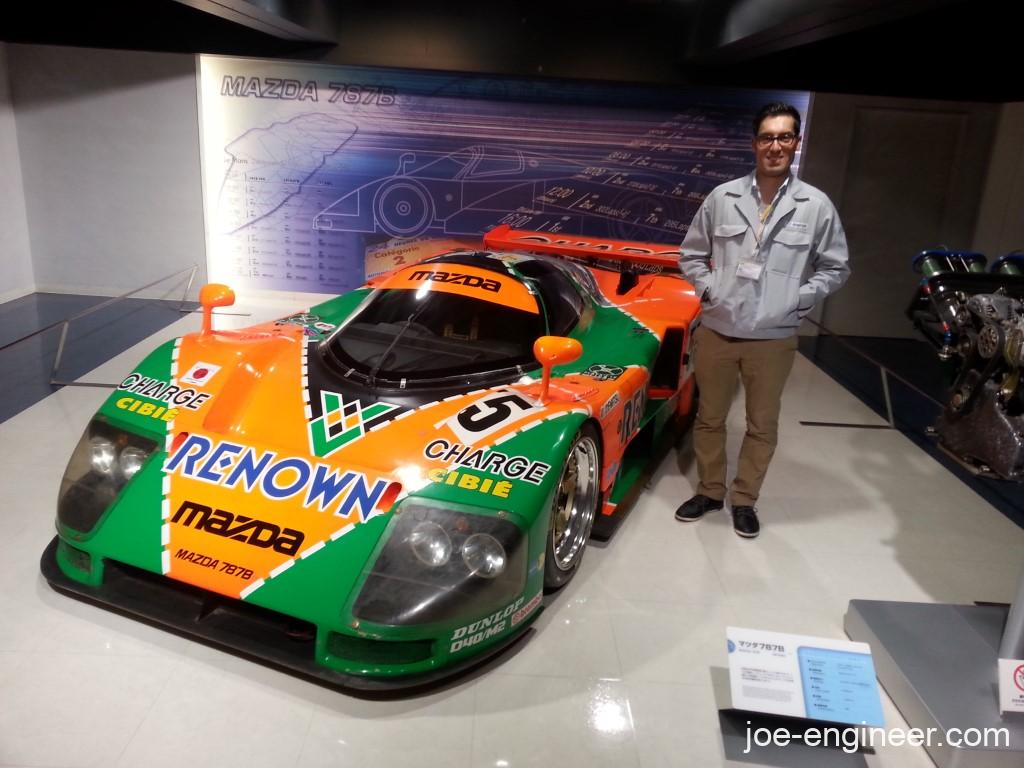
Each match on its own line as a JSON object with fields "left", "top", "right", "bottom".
{"left": 845, "top": 572, "right": 1024, "bottom": 768}
{"left": 721, "top": 626, "right": 883, "bottom": 766}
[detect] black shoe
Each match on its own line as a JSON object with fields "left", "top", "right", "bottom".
{"left": 675, "top": 494, "right": 724, "bottom": 522}
{"left": 732, "top": 506, "right": 760, "bottom": 538}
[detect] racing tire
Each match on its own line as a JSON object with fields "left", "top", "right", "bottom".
{"left": 544, "top": 423, "right": 601, "bottom": 592}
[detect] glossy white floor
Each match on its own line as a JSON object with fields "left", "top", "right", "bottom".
{"left": 2, "top": 307, "right": 1022, "bottom": 768}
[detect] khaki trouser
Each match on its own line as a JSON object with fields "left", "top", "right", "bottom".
{"left": 692, "top": 325, "right": 798, "bottom": 506}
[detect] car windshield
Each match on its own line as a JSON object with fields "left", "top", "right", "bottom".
{"left": 325, "top": 285, "right": 547, "bottom": 384}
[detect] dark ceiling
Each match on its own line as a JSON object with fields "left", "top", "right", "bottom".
{"left": 0, "top": 0, "right": 1016, "bottom": 102}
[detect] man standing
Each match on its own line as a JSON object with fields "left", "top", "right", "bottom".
{"left": 675, "top": 103, "right": 850, "bottom": 538}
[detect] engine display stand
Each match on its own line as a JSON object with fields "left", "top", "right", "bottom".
{"left": 845, "top": 575, "right": 1024, "bottom": 768}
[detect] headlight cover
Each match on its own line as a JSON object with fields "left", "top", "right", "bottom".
{"left": 352, "top": 499, "right": 526, "bottom": 627}
{"left": 57, "top": 419, "right": 158, "bottom": 536}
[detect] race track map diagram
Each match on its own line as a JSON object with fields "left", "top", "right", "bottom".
{"left": 199, "top": 55, "right": 810, "bottom": 294}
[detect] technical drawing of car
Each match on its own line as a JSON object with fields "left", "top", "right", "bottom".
{"left": 312, "top": 144, "right": 705, "bottom": 241}
{"left": 313, "top": 145, "right": 584, "bottom": 237}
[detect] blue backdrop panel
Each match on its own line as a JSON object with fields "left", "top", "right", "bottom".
{"left": 199, "top": 56, "right": 809, "bottom": 295}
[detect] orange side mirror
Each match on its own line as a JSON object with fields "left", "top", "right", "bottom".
{"left": 199, "top": 283, "right": 236, "bottom": 337}
{"left": 533, "top": 335, "right": 583, "bottom": 404}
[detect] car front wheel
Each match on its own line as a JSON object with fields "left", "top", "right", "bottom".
{"left": 544, "top": 423, "right": 601, "bottom": 591}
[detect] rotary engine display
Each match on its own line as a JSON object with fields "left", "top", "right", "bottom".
{"left": 909, "top": 250, "right": 1024, "bottom": 479}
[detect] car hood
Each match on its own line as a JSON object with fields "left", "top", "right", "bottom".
{"left": 99, "top": 324, "right": 600, "bottom": 603}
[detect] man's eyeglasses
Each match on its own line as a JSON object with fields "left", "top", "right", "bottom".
{"left": 755, "top": 132, "right": 799, "bottom": 148}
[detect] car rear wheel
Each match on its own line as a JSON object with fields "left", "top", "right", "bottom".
{"left": 544, "top": 423, "right": 601, "bottom": 591}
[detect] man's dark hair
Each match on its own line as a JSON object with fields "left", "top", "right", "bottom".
{"left": 752, "top": 103, "right": 802, "bottom": 137}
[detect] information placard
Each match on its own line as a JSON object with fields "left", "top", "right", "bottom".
{"left": 727, "top": 626, "right": 885, "bottom": 727}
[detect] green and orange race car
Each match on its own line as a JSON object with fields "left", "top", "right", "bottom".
{"left": 42, "top": 226, "right": 701, "bottom": 691}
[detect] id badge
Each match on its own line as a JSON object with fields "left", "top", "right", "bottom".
{"left": 736, "top": 260, "right": 764, "bottom": 280}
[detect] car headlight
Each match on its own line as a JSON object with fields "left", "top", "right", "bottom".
{"left": 351, "top": 499, "right": 526, "bottom": 627}
{"left": 118, "top": 446, "right": 150, "bottom": 479}
{"left": 57, "top": 419, "right": 158, "bottom": 536}
{"left": 462, "top": 533, "right": 506, "bottom": 579}
{"left": 408, "top": 521, "right": 452, "bottom": 567}
{"left": 89, "top": 437, "right": 118, "bottom": 476}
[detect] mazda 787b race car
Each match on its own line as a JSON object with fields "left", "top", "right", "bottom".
{"left": 42, "top": 225, "right": 701, "bottom": 691}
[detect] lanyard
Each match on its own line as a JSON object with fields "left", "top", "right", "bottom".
{"left": 753, "top": 201, "right": 776, "bottom": 247}
{"left": 753, "top": 176, "right": 788, "bottom": 248}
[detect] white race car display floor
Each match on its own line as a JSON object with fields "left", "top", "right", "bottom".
{"left": 2, "top": 305, "right": 1021, "bottom": 768}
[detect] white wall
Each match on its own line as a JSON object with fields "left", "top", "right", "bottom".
{"left": 7, "top": 44, "right": 207, "bottom": 299}
{"left": 973, "top": 103, "right": 1024, "bottom": 258}
{"left": 0, "top": 44, "right": 35, "bottom": 303}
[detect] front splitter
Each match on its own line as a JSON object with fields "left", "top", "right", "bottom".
{"left": 41, "top": 536, "right": 536, "bottom": 698}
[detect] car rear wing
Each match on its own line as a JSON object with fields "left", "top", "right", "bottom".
{"left": 483, "top": 225, "right": 681, "bottom": 275}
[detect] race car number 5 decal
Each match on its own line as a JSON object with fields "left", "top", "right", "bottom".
{"left": 445, "top": 390, "right": 542, "bottom": 445}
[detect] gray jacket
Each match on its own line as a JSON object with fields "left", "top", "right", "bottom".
{"left": 679, "top": 171, "right": 850, "bottom": 339}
